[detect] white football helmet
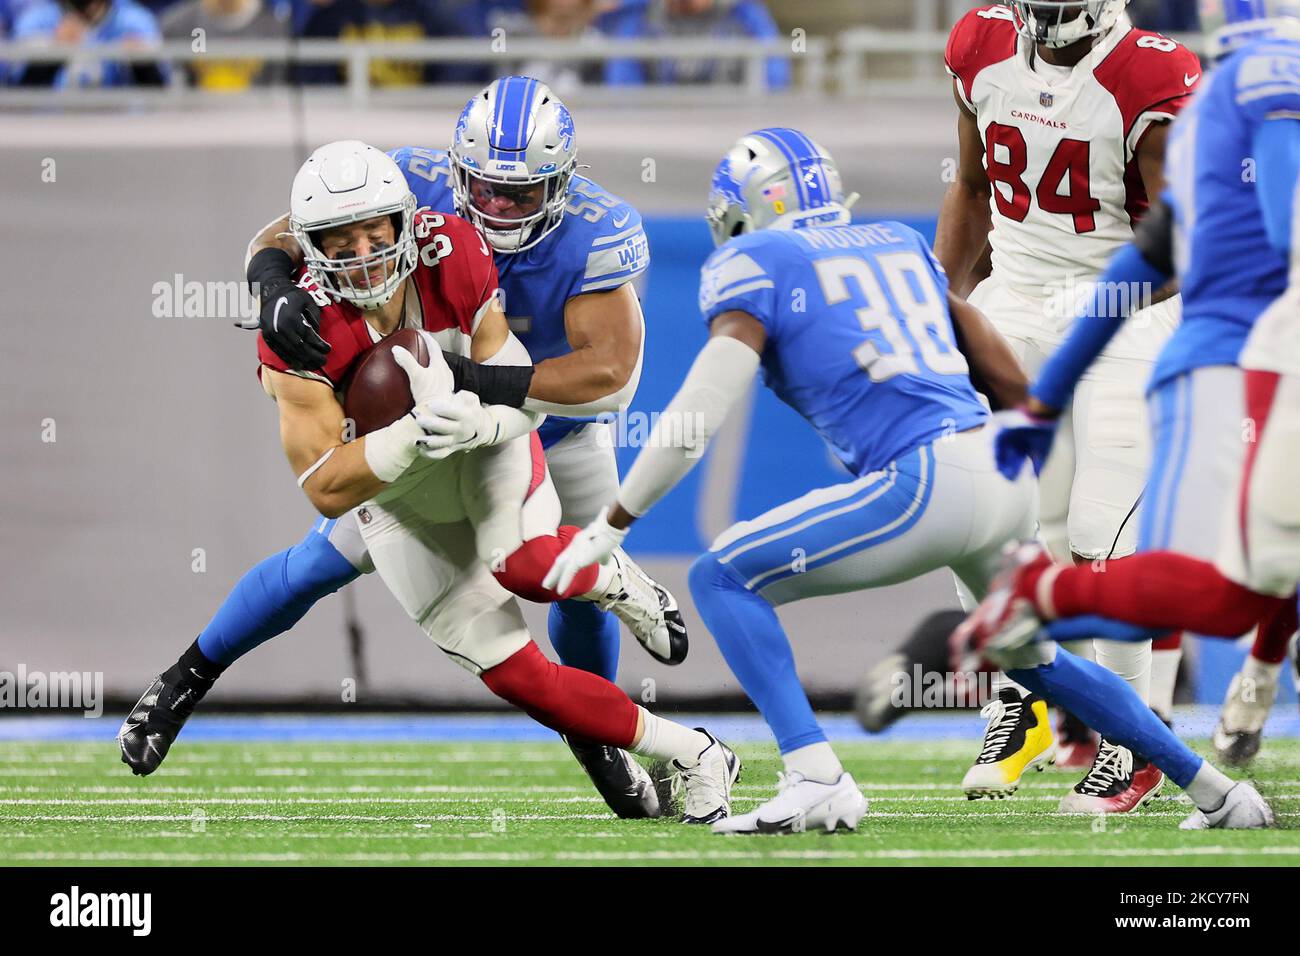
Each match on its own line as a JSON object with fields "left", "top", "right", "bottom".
{"left": 1004, "top": 1, "right": 1129, "bottom": 49}
{"left": 289, "top": 140, "right": 418, "bottom": 310}
{"left": 450, "top": 76, "right": 577, "bottom": 254}
{"left": 705, "top": 128, "right": 855, "bottom": 248}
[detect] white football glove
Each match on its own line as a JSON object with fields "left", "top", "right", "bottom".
{"left": 413, "top": 390, "right": 493, "bottom": 460}
{"left": 391, "top": 333, "right": 454, "bottom": 407}
{"left": 542, "top": 506, "right": 629, "bottom": 596}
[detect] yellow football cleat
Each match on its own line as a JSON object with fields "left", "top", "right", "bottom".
{"left": 962, "top": 688, "right": 1056, "bottom": 799}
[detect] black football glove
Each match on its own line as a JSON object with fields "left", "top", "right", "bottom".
{"left": 241, "top": 248, "right": 330, "bottom": 370}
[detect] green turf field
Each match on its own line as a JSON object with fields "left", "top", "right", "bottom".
{"left": 2, "top": 738, "right": 1297, "bottom": 866}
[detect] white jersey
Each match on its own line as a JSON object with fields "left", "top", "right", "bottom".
{"left": 946, "top": 6, "right": 1200, "bottom": 345}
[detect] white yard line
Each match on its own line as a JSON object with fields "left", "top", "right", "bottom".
{"left": 5, "top": 780, "right": 1299, "bottom": 796}
{"left": 6, "top": 846, "right": 1300, "bottom": 864}
{"left": 4, "top": 793, "right": 1296, "bottom": 807}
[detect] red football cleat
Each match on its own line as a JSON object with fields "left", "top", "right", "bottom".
{"left": 1054, "top": 710, "right": 1100, "bottom": 770}
{"left": 1058, "top": 741, "right": 1165, "bottom": 813}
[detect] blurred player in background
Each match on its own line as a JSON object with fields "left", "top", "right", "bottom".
{"left": 118, "top": 77, "right": 674, "bottom": 820}
{"left": 119, "top": 139, "right": 738, "bottom": 821}
{"left": 928, "top": 0, "right": 1199, "bottom": 811}
{"left": 10, "top": 0, "right": 165, "bottom": 87}
{"left": 547, "top": 127, "right": 1271, "bottom": 834}
{"left": 971, "top": 0, "right": 1300, "bottom": 770}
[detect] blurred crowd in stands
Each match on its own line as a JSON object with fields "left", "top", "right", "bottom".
{"left": 0, "top": 0, "right": 1201, "bottom": 90}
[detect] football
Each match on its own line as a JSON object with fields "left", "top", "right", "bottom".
{"left": 343, "top": 328, "right": 432, "bottom": 437}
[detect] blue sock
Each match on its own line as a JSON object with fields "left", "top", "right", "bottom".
{"left": 688, "top": 552, "right": 825, "bottom": 753}
{"left": 548, "top": 600, "right": 620, "bottom": 681}
{"left": 1009, "top": 649, "right": 1203, "bottom": 787}
{"left": 196, "top": 527, "right": 361, "bottom": 667}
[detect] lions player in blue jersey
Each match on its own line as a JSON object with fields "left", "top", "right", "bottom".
{"left": 548, "top": 127, "right": 1274, "bottom": 832}
{"left": 960, "top": 1, "right": 1299, "bottom": 823}
{"left": 119, "top": 77, "right": 672, "bottom": 819}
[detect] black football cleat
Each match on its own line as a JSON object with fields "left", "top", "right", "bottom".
{"left": 566, "top": 738, "right": 663, "bottom": 819}
{"left": 118, "top": 643, "right": 222, "bottom": 776}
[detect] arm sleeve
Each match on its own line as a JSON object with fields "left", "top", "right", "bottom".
{"left": 442, "top": 350, "right": 533, "bottom": 408}
{"left": 617, "top": 335, "right": 760, "bottom": 518}
{"left": 1253, "top": 118, "right": 1300, "bottom": 255}
{"left": 1031, "top": 240, "right": 1174, "bottom": 410}
{"left": 479, "top": 330, "right": 545, "bottom": 443}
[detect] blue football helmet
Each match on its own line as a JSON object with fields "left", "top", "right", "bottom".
{"left": 1203, "top": 0, "right": 1300, "bottom": 58}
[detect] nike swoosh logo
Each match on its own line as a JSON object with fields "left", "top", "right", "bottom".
{"left": 1185, "top": 73, "right": 1200, "bottom": 87}
{"left": 612, "top": 211, "right": 631, "bottom": 228}
{"left": 755, "top": 814, "right": 803, "bottom": 833}
{"left": 272, "top": 295, "right": 288, "bottom": 333}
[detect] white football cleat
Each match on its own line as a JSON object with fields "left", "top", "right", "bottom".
{"left": 592, "top": 549, "right": 688, "bottom": 665}
{"left": 712, "top": 770, "right": 868, "bottom": 834}
{"left": 1212, "top": 670, "right": 1278, "bottom": 767}
{"left": 1179, "top": 782, "right": 1275, "bottom": 830}
{"left": 673, "top": 729, "right": 741, "bottom": 824}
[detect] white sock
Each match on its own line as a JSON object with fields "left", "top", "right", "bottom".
{"left": 631, "top": 707, "right": 709, "bottom": 767}
{"left": 782, "top": 742, "right": 843, "bottom": 784}
{"left": 1183, "top": 760, "right": 1236, "bottom": 813}
{"left": 992, "top": 672, "right": 1030, "bottom": 697}
{"left": 1243, "top": 655, "right": 1283, "bottom": 684}
{"left": 583, "top": 557, "right": 617, "bottom": 598}
{"left": 1150, "top": 647, "right": 1181, "bottom": 722}
{"left": 1095, "top": 637, "right": 1152, "bottom": 703}
{"left": 1058, "top": 638, "right": 1095, "bottom": 662}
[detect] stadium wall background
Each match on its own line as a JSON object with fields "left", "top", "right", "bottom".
{"left": 0, "top": 106, "right": 1291, "bottom": 713}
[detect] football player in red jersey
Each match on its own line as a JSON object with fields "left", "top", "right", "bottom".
{"left": 916, "top": 1, "right": 1197, "bottom": 812}
{"left": 139, "top": 141, "right": 742, "bottom": 823}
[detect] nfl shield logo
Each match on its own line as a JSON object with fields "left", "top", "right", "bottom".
{"left": 1040, "top": 91, "right": 1054, "bottom": 108}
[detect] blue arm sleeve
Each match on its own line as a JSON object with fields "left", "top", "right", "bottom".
{"left": 1031, "top": 242, "right": 1173, "bottom": 410}
{"left": 1253, "top": 117, "right": 1300, "bottom": 255}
